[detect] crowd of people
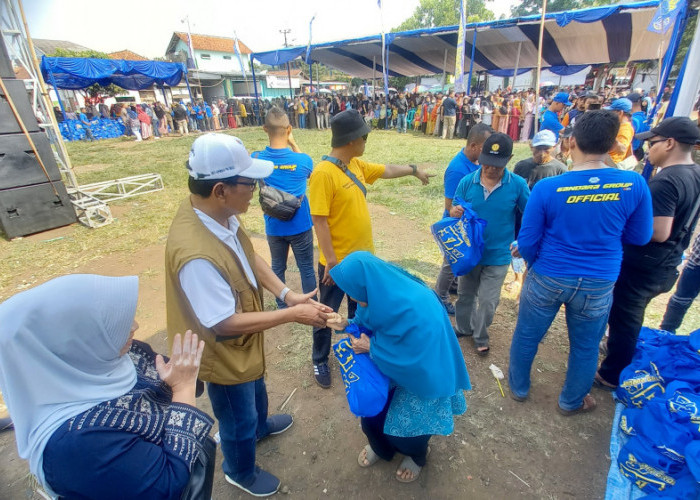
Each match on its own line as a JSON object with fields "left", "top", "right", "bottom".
{"left": 1, "top": 80, "right": 699, "bottom": 499}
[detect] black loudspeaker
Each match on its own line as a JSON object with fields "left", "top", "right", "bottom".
{"left": 0, "top": 182, "right": 75, "bottom": 239}
{"left": 0, "top": 78, "right": 40, "bottom": 134}
{"left": 0, "top": 37, "right": 76, "bottom": 238}
{"left": 0, "top": 132, "right": 62, "bottom": 189}
{"left": 0, "top": 35, "right": 13, "bottom": 78}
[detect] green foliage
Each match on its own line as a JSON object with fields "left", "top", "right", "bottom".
{"left": 394, "top": 0, "right": 495, "bottom": 31}
{"left": 671, "top": 14, "right": 696, "bottom": 79}
{"left": 510, "top": 0, "right": 604, "bottom": 17}
{"left": 389, "top": 76, "right": 412, "bottom": 90}
{"left": 50, "top": 48, "right": 126, "bottom": 97}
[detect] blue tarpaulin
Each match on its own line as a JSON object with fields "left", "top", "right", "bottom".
{"left": 41, "top": 57, "right": 186, "bottom": 90}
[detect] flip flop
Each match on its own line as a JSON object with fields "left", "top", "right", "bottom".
{"left": 592, "top": 373, "right": 617, "bottom": 392}
{"left": 357, "top": 445, "right": 380, "bottom": 468}
{"left": 558, "top": 394, "right": 597, "bottom": 416}
{"left": 396, "top": 446, "right": 430, "bottom": 483}
{"left": 476, "top": 346, "right": 490, "bottom": 357}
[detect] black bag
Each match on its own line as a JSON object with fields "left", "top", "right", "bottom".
{"left": 258, "top": 179, "right": 303, "bottom": 221}
{"left": 180, "top": 436, "right": 217, "bottom": 500}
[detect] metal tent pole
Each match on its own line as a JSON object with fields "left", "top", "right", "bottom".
{"left": 250, "top": 54, "right": 262, "bottom": 124}
{"left": 512, "top": 42, "right": 522, "bottom": 90}
{"left": 466, "top": 30, "right": 477, "bottom": 95}
{"left": 533, "top": 0, "right": 548, "bottom": 133}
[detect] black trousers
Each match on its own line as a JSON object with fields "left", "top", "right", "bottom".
{"left": 598, "top": 262, "right": 679, "bottom": 385}
{"left": 312, "top": 263, "right": 357, "bottom": 364}
{"left": 362, "top": 389, "right": 431, "bottom": 467}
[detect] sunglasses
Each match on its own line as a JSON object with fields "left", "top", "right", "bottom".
{"left": 647, "top": 138, "right": 668, "bottom": 148}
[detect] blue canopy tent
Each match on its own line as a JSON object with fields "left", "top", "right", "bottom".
{"left": 40, "top": 56, "right": 190, "bottom": 118}
{"left": 250, "top": 0, "right": 690, "bottom": 118}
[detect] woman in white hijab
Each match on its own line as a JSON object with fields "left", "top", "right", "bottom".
{"left": 0, "top": 274, "right": 212, "bottom": 499}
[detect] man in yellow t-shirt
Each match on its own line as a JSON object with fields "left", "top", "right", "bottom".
{"left": 606, "top": 98, "right": 635, "bottom": 165}
{"left": 308, "top": 109, "right": 433, "bottom": 388}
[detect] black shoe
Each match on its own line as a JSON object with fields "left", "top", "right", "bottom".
{"left": 442, "top": 300, "right": 456, "bottom": 316}
{"left": 314, "top": 362, "right": 331, "bottom": 388}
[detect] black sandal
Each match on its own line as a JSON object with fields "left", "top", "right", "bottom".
{"left": 476, "top": 346, "right": 490, "bottom": 357}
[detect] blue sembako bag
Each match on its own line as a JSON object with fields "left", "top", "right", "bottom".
{"left": 431, "top": 198, "right": 487, "bottom": 277}
{"left": 332, "top": 323, "right": 389, "bottom": 418}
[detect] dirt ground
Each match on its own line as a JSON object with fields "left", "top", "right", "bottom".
{"left": 0, "top": 200, "right": 662, "bottom": 500}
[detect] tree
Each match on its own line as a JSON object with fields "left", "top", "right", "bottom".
{"left": 510, "top": 0, "right": 603, "bottom": 17}
{"left": 51, "top": 48, "right": 126, "bottom": 98}
{"left": 394, "top": 0, "right": 495, "bottom": 31}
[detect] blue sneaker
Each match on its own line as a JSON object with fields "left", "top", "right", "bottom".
{"left": 266, "top": 414, "right": 293, "bottom": 436}
{"left": 225, "top": 467, "right": 280, "bottom": 497}
{"left": 313, "top": 362, "right": 331, "bottom": 388}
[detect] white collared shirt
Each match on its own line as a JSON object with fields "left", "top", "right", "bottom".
{"left": 179, "top": 208, "right": 258, "bottom": 328}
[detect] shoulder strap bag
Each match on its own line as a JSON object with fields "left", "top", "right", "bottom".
{"left": 322, "top": 155, "right": 367, "bottom": 197}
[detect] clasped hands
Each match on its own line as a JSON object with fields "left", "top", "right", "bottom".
{"left": 325, "top": 313, "right": 370, "bottom": 354}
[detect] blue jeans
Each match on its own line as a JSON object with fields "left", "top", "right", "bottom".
{"left": 508, "top": 269, "right": 614, "bottom": 410}
{"left": 660, "top": 262, "right": 700, "bottom": 333}
{"left": 267, "top": 229, "right": 317, "bottom": 308}
{"left": 207, "top": 378, "right": 269, "bottom": 484}
{"left": 397, "top": 113, "right": 406, "bottom": 133}
{"left": 299, "top": 114, "right": 306, "bottom": 129}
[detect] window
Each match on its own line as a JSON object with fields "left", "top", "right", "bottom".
{"left": 223, "top": 55, "right": 232, "bottom": 60}
{"left": 200, "top": 54, "right": 211, "bottom": 60}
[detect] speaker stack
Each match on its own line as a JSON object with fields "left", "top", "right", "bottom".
{"left": 0, "top": 38, "right": 76, "bottom": 239}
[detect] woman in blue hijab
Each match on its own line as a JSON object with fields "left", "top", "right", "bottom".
{"left": 0, "top": 274, "right": 213, "bottom": 499}
{"left": 329, "top": 252, "right": 471, "bottom": 482}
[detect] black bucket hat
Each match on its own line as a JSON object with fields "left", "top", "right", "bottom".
{"left": 330, "top": 110, "right": 372, "bottom": 147}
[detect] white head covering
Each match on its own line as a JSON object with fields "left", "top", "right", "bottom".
{"left": 0, "top": 274, "right": 139, "bottom": 492}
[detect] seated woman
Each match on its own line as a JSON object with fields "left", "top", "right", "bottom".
{"left": 327, "top": 252, "right": 471, "bottom": 483}
{"left": 0, "top": 274, "right": 213, "bottom": 500}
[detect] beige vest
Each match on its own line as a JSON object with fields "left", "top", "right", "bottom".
{"left": 165, "top": 198, "right": 265, "bottom": 385}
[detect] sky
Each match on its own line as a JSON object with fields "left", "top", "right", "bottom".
{"left": 23, "top": 0, "right": 516, "bottom": 58}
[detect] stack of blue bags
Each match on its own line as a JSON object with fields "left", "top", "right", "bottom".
{"left": 59, "top": 118, "right": 126, "bottom": 142}
{"left": 614, "top": 327, "right": 700, "bottom": 499}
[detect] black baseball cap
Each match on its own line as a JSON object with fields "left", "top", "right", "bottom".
{"left": 635, "top": 116, "right": 700, "bottom": 145}
{"left": 626, "top": 92, "right": 642, "bottom": 103}
{"left": 478, "top": 132, "right": 513, "bottom": 168}
{"left": 330, "top": 109, "right": 371, "bottom": 147}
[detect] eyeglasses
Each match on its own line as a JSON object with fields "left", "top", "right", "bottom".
{"left": 232, "top": 180, "right": 257, "bottom": 191}
{"left": 647, "top": 139, "right": 668, "bottom": 148}
{"left": 362, "top": 134, "right": 368, "bottom": 142}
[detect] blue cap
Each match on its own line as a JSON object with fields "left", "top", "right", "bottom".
{"left": 605, "top": 98, "right": 633, "bottom": 113}
{"left": 553, "top": 92, "right": 572, "bottom": 105}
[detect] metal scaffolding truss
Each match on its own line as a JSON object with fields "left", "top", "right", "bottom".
{"left": 1, "top": 0, "right": 165, "bottom": 229}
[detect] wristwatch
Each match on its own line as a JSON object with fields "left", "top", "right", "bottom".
{"left": 409, "top": 164, "right": 418, "bottom": 176}
{"left": 279, "top": 287, "right": 291, "bottom": 303}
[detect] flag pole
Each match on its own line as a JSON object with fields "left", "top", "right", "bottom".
{"left": 533, "top": 0, "right": 548, "bottom": 133}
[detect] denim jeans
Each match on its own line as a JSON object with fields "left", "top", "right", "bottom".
{"left": 397, "top": 113, "right": 406, "bottom": 133}
{"left": 508, "top": 269, "right": 614, "bottom": 410}
{"left": 299, "top": 114, "right": 306, "bottom": 129}
{"left": 312, "top": 263, "right": 357, "bottom": 364}
{"left": 660, "top": 262, "right": 700, "bottom": 333}
{"left": 267, "top": 229, "right": 317, "bottom": 308}
{"left": 207, "top": 378, "right": 269, "bottom": 484}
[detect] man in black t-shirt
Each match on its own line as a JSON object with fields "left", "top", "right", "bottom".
{"left": 513, "top": 130, "right": 567, "bottom": 189}
{"left": 597, "top": 117, "right": 700, "bottom": 388}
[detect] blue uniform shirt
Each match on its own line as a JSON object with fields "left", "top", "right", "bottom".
{"left": 518, "top": 168, "right": 653, "bottom": 281}
{"left": 631, "top": 111, "right": 649, "bottom": 151}
{"left": 453, "top": 168, "right": 530, "bottom": 266}
{"left": 253, "top": 146, "right": 314, "bottom": 237}
{"left": 443, "top": 149, "right": 478, "bottom": 217}
{"left": 541, "top": 109, "right": 564, "bottom": 140}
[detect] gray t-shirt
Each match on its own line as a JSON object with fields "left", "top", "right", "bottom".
{"left": 513, "top": 158, "right": 567, "bottom": 188}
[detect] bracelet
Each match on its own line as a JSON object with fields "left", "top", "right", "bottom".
{"left": 410, "top": 164, "right": 418, "bottom": 175}
{"left": 279, "top": 287, "right": 291, "bottom": 303}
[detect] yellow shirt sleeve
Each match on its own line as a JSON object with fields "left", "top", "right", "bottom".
{"left": 357, "top": 160, "right": 386, "bottom": 185}
{"left": 308, "top": 169, "right": 334, "bottom": 216}
{"left": 610, "top": 121, "right": 635, "bottom": 163}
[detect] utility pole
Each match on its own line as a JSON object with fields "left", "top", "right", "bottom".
{"left": 279, "top": 29, "right": 294, "bottom": 99}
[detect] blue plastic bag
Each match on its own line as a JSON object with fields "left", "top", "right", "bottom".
{"left": 431, "top": 199, "right": 487, "bottom": 276}
{"left": 332, "top": 324, "right": 390, "bottom": 418}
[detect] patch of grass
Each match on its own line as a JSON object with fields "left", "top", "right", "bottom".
{"left": 275, "top": 322, "right": 313, "bottom": 372}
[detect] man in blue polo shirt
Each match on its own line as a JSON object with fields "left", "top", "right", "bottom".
{"left": 451, "top": 132, "right": 530, "bottom": 355}
{"left": 253, "top": 106, "right": 316, "bottom": 308}
{"left": 435, "top": 123, "right": 493, "bottom": 313}
{"left": 540, "top": 92, "right": 571, "bottom": 140}
{"left": 628, "top": 92, "right": 649, "bottom": 160}
{"left": 508, "top": 110, "right": 653, "bottom": 415}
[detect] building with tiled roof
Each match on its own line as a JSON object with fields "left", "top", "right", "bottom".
{"left": 107, "top": 50, "right": 148, "bottom": 61}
